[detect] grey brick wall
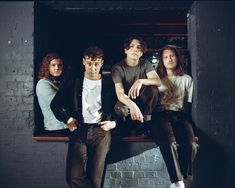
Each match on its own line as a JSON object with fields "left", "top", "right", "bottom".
{"left": 0, "top": 2, "right": 68, "bottom": 188}
{"left": 104, "top": 148, "right": 170, "bottom": 188}
{"left": 188, "top": 2, "right": 235, "bottom": 188}
{"left": 0, "top": 2, "right": 169, "bottom": 188}
{"left": 1, "top": 1, "right": 235, "bottom": 188}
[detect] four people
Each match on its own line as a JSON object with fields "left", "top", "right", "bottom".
{"left": 37, "top": 38, "right": 198, "bottom": 188}
{"left": 50, "top": 46, "right": 117, "bottom": 188}
{"left": 36, "top": 53, "right": 68, "bottom": 131}
{"left": 111, "top": 36, "right": 161, "bottom": 135}
{"left": 151, "top": 45, "right": 198, "bottom": 188}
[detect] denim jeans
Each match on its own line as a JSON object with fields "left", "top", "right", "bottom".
{"left": 66, "top": 125, "right": 111, "bottom": 188}
{"left": 150, "top": 111, "right": 199, "bottom": 183}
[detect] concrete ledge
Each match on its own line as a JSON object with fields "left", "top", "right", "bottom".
{"left": 32, "top": 135, "right": 153, "bottom": 142}
{"left": 32, "top": 135, "right": 69, "bottom": 141}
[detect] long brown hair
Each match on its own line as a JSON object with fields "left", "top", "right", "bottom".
{"left": 157, "top": 45, "right": 186, "bottom": 78}
{"left": 38, "top": 53, "right": 63, "bottom": 79}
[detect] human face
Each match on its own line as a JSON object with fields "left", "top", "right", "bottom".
{"left": 49, "top": 59, "right": 63, "bottom": 77}
{"left": 125, "top": 39, "right": 143, "bottom": 61}
{"left": 83, "top": 56, "right": 103, "bottom": 80}
{"left": 162, "top": 49, "right": 177, "bottom": 71}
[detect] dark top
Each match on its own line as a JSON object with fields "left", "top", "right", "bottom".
{"left": 50, "top": 74, "right": 117, "bottom": 124}
{"left": 111, "top": 59, "right": 155, "bottom": 93}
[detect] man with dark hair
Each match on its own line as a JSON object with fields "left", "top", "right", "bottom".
{"left": 111, "top": 36, "right": 161, "bottom": 135}
{"left": 51, "top": 46, "right": 117, "bottom": 188}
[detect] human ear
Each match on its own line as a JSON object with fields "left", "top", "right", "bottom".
{"left": 82, "top": 58, "right": 86, "bottom": 66}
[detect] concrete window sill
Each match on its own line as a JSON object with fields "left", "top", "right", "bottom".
{"left": 32, "top": 135, "right": 153, "bottom": 142}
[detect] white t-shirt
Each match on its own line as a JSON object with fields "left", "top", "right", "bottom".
{"left": 82, "top": 77, "right": 102, "bottom": 123}
{"left": 157, "top": 74, "right": 193, "bottom": 112}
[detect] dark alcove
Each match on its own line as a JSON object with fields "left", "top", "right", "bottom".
{"left": 33, "top": 1, "right": 191, "bottom": 137}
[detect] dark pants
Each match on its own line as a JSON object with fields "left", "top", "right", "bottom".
{"left": 114, "top": 85, "right": 159, "bottom": 121}
{"left": 150, "top": 111, "right": 199, "bottom": 183}
{"left": 66, "top": 124, "right": 111, "bottom": 188}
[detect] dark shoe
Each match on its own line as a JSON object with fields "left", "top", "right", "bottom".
{"left": 136, "top": 122, "right": 150, "bottom": 137}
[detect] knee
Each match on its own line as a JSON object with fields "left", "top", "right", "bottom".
{"left": 146, "top": 85, "right": 159, "bottom": 96}
{"left": 114, "top": 101, "right": 129, "bottom": 117}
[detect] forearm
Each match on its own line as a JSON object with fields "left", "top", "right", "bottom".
{"left": 138, "top": 78, "right": 161, "bottom": 87}
{"left": 50, "top": 100, "right": 71, "bottom": 124}
{"left": 117, "top": 92, "right": 136, "bottom": 109}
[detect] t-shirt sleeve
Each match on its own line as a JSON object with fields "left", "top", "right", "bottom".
{"left": 111, "top": 64, "right": 124, "bottom": 84}
{"left": 185, "top": 76, "right": 193, "bottom": 103}
{"left": 145, "top": 60, "right": 155, "bottom": 74}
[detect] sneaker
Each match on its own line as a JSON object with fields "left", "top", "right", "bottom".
{"left": 170, "top": 181, "right": 185, "bottom": 188}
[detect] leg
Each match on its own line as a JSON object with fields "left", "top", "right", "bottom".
{"left": 138, "top": 85, "right": 159, "bottom": 121}
{"left": 174, "top": 119, "right": 199, "bottom": 180}
{"left": 114, "top": 86, "right": 159, "bottom": 136}
{"left": 114, "top": 86, "right": 159, "bottom": 121}
{"left": 87, "top": 127, "right": 111, "bottom": 188}
{"left": 114, "top": 101, "right": 141, "bottom": 136}
{"left": 66, "top": 128, "right": 93, "bottom": 188}
{"left": 150, "top": 116, "right": 183, "bottom": 183}
{"left": 114, "top": 100, "right": 130, "bottom": 119}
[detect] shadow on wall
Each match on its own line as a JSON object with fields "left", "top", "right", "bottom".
{"left": 107, "top": 141, "right": 157, "bottom": 164}
{"left": 191, "top": 130, "right": 227, "bottom": 188}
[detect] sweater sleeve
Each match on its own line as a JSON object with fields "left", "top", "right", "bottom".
{"left": 101, "top": 75, "right": 118, "bottom": 122}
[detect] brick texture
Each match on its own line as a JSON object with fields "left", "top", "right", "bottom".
{"left": 1, "top": 1, "right": 235, "bottom": 188}
{"left": 104, "top": 148, "right": 170, "bottom": 188}
{"left": 0, "top": 2, "right": 169, "bottom": 188}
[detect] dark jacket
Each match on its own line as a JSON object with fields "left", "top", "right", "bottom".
{"left": 50, "top": 74, "right": 117, "bottom": 124}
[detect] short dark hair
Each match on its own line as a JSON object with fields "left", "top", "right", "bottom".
{"left": 158, "top": 45, "right": 185, "bottom": 78}
{"left": 123, "top": 36, "right": 148, "bottom": 53}
{"left": 83, "top": 46, "right": 104, "bottom": 60}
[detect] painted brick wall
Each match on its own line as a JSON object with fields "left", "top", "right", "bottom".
{"left": 104, "top": 147, "right": 170, "bottom": 188}
{"left": 0, "top": 2, "right": 68, "bottom": 188}
{"left": 0, "top": 2, "right": 169, "bottom": 188}
{"left": 188, "top": 2, "right": 235, "bottom": 188}
{"left": 2, "top": 1, "right": 235, "bottom": 188}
